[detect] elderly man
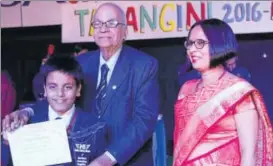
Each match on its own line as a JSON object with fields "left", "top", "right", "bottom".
{"left": 3, "top": 2, "right": 159, "bottom": 166}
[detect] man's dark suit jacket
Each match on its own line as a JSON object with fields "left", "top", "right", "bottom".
{"left": 1, "top": 100, "right": 108, "bottom": 166}
{"left": 77, "top": 45, "right": 159, "bottom": 165}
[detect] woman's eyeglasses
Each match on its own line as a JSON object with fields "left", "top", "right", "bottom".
{"left": 184, "top": 39, "right": 209, "bottom": 50}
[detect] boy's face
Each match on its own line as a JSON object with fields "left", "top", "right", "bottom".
{"left": 44, "top": 71, "right": 81, "bottom": 115}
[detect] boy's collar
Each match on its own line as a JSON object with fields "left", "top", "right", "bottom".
{"left": 48, "top": 105, "right": 75, "bottom": 127}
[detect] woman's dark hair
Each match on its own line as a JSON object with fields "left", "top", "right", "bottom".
{"left": 187, "top": 18, "right": 238, "bottom": 68}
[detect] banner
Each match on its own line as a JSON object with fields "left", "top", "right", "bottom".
{"left": 1, "top": 1, "right": 273, "bottom": 42}
{"left": 61, "top": 1, "right": 273, "bottom": 43}
{"left": 1, "top": 1, "right": 90, "bottom": 28}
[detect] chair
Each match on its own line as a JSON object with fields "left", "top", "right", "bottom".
{"left": 153, "top": 114, "right": 167, "bottom": 166}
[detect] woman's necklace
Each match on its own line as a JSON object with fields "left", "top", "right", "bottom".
{"left": 197, "top": 70, "right": 226, "bottom": 90}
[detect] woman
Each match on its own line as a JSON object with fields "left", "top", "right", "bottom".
{"left": 173, "top": 18, "right": 273, "bottom": 166}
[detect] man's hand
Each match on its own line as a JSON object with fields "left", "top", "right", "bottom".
{"left": 88, "top": 154, "right": 114, "bottom": 166}
{"left": 2, "top": 109, "right": 30, "bottom": 133}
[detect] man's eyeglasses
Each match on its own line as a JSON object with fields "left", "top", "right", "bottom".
{"left": 184, "top": 39, "right": 209, "bottom": 50}
{"left": 91, "top": 20, "right": 125, "bottom": 29}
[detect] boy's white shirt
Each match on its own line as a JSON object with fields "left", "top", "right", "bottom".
{"left": 48, "top": 104, "right": 75, "bottom": 128}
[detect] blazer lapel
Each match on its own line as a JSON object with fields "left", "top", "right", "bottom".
{"left": 84, "top": 50, "right": 100, "bottom": 102}
{"left": 103, "top": 46, "right": 130, "bottom": 110}
{"left": 37, "top": 109, "right": 49, "bottom": 122}
{"left": 31, "top": 100, "right": 50, "bottom": 123}
{"left": 69, "top": 107, "right": 81, "bottom": 133}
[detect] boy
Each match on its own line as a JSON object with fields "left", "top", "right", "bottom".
{"left": 2, "top": 55, "right": 108, "bottom": 166}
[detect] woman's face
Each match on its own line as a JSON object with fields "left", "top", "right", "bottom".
{"left": 185, "top": 25, "right": 210, "bottom": 72}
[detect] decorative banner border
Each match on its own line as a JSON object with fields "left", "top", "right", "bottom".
{"left": 61, "top": 1, "right": 273, "bottom": 43}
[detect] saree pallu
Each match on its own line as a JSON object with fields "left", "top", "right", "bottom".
{"left": 173, "top": 78, "right": 273, "bottom": 166}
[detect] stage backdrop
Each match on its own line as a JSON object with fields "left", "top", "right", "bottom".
{"left": 60, "top": 1, "right": 273, "bottom": 43}
{"left": 2, "top": 1, "right": 273, "bottom": 42}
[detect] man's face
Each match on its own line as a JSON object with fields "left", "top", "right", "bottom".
{"left": 225, "top": 57, "right": 237, "bottom": 71}
{"left": 44, "top": 71, "right": 81, "bottom": 115}
{"left": 92, "top": 5, "right": 126, "bottom": 49}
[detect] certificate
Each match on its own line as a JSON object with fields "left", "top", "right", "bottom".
{"left": 7, "top": 120, "right": 72, "bottom": 166}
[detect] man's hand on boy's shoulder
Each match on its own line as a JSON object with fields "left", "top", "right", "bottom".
{"left": 2, "top": 108, "right": 31, "bottom": 133}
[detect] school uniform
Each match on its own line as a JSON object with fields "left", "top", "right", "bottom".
{"left": 1, "top": 100, "right": 108, "bottom": 166}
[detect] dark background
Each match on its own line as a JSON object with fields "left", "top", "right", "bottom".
{"left": 2, "top": 25, "right": 273, "bottom": 154}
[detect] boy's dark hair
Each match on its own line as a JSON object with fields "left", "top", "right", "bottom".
{"left": 187, "top": 18, "right": 238, "bottom": 68}
{"left": 40, "top": 55, "right": 83, "bottom": 87}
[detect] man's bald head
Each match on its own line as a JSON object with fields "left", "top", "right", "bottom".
{"left": 94, "top": 2, "right": 126, "bottom": 25}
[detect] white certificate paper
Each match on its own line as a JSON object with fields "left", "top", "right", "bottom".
{"left": 7, "top": 120, "right": 72, "bottom": 166}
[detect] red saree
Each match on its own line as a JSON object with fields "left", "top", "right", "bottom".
{"left": 173, "top": 75, "right": 273, "bottom": 166}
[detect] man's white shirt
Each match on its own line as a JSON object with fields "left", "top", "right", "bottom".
{"left": 97, "top": 47, "right": 121, "bottom": 87}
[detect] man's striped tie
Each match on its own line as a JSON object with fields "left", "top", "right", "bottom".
{"left": 95, "top": 64, "right": 109, "bottom": 118}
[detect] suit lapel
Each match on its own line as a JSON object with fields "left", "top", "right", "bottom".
{"left": 31, "top": 101, "right": 50, "bottom": 123}
{"left": 69, "top": 107, "right": 81, "bottom": 133}
{"left": 37, "top": 109, "right": 49, "bottom": 122}
{"left": 103, "top": 46, "right": 130, "bottom": 110}
{"left": 84, "top": 51, "right": 100, "bottom": 103}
